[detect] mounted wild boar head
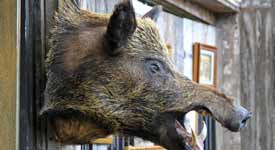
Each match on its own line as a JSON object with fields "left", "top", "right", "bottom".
{"left": 41, "top": 1, "right": 251, "bottom": 150}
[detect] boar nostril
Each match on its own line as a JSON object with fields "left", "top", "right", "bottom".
{"left": 241, "top": 117, "right": 248, "bottom": 124}
{"left": 240, "top": 112, "right": 252, "bottom": 129}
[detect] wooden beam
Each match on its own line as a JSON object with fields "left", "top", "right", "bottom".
{"left": 143, "top": 0, "right": 216, "bottom": 24}
{"left": 191, "top": 0, "right": 239, "bottom": 13}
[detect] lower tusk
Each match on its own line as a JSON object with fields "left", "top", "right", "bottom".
{"left": 190, "top": 128, "right": 197, "bottom": 147}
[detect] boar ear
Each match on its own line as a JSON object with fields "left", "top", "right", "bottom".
{"left": 142, "top": 5, "right": 162, "bottom": 22}
{"left": 106, "top": 0, "right": 137, "bottom": 56}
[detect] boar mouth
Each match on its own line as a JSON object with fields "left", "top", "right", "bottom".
{"left": 170, "top": 103, "right": 251, "bottom": 134}
{"left": 158, "top": 107, "right": 211, "bottom": 150}
{"left": 158, "top": 104, "right": 251, "bottom": 150}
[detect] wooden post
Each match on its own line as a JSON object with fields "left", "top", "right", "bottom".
{"left": 0, "top": 0, "right": 18, "bottom": 150}
{"left": 19, "top": 0, "right": 57, "bottom": 149}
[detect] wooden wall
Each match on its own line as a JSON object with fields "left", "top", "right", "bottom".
{"left": 157, "top": 12, "right": 216, "bottom": 79}
{"left": 216, "top": 0, "right": 275, "bottom": 150}
{"left": 0, "top": 0, "right": 18, "bottom": 150}
{"left": 239, "top": 0, "right": 275, "bottom": 150}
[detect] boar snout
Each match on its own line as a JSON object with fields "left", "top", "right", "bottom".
{"left": 225, "top": 106, "right": 252, "bottom": 131}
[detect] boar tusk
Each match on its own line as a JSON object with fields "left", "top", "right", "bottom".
{"left": 175, "top": 120, "right": 197, "bottom": 148}
{"left": 183, "top": 115, "right": 198, "bottom": 147}
{"left": 198, "top": 121, "right": 207, "bottom": 141}
{"left": 190, "top": 128, "right": 197, "bottom": 147}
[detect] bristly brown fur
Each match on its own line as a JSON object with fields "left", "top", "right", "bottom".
{"left": 42, "top": 1, "right": 251, "bottom": 149}
{"left": 46, "top": 1, "right": 110, "bottom": 72}
{"left": 198, "top": 84, "right": 234, "bottom": 104}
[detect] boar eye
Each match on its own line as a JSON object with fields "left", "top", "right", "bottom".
{"left": 145, "top": 59, "right": 167, "bottom": 75}
{"left": 150, "top": 63, "right": 160, "bottom": 73}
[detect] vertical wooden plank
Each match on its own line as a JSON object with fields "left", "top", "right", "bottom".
{"left": 80, "top": 0, "right": 95, "bottom": 12}
{"left": 95, "top": 0, "right": 106, "bottom": 13}
{"left": 183, "top": 18, "right": 193, "bottom": 80}
{"left": 173, "top": 16, "right": 184, "bottom": 73}
{"left": 0, "top": 0, "right": 18, "bottom": 150}
{"left": 191, "top": 20, "right": 208, "bottom": 134}
{"left": 192, "top": 21, "right": 204, "bottom": 44}
{"left": 19, "top": 0, "right": 52, "bottom": 150}
{"left": 158, "top": 12, "right": 173, "bottom": 43}
{"left": 182, "top": 18, "right": 198, "bottom": 131}
{"left": 206, "top": 26, "right": 216, "bottom": 46}
{"left": 239, "top": 1, "right": 275, "bottom": 150}
{"left": 160, "top": 12, "right": 177, "bottom": 63}
{"left": 155, "top": 11, "right": 168, "bottom": 43}
{"left": 19, "top": 0, "right": 36, "bottom": 149}
{"left": 105, "top": 0, "right": 121, "bottom": 13}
